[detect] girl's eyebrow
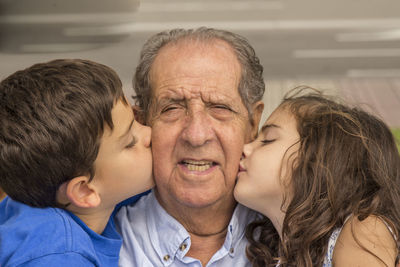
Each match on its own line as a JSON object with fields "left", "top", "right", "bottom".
{"left": 260, "top": 123, "right": 280, "bottom": 134}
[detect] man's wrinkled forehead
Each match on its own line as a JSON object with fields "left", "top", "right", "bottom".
{"left": 147, "top": 38, "right": 244, "bottom": 108}
{"left": 153, "top": 76, "right": 242, "bottom": 106}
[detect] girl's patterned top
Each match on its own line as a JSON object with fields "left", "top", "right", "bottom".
{"left": 276, "top": 226, "right": 343, "bottom": 267}
{"left": 322, "top": 216, "right": 397, "bottom": 267}
{"left": 322, "top": 226, "right": 343, "bottom": 267}
{"left": 277, "top": 216, "right": 396, "bottom": 267}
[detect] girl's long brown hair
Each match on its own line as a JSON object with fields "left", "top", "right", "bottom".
{"left": 246, "top": 87, "right": 400, "bottom": 267}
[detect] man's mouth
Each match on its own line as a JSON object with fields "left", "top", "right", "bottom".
{"left": 180, "top": 159, "right": 217, "bottom": 172}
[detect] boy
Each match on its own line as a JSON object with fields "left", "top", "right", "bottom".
{"left": 0, "top": 59, "right": 154, "bottom": 266}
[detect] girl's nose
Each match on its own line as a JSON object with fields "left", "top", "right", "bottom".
{"left": 242, "top": 142, "right": 253, "bottom": 158}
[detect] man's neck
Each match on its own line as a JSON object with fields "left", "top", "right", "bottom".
{"left": 155, "top": 190, "right": 237, "bottom": 266}
{"left": 186, "top": 228, "right": 228, "bottom": 266}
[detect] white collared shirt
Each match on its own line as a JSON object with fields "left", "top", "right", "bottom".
{"left": 115, "top": 190, "right": 258, "bottom": 267}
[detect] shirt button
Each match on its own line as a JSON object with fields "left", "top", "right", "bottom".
{"left": 229, "top": 247, "right": 234, "bottom": 254}
{"left": 163, "top": 254, "right": 170, "bottom": 261}
{"left": 179, "top": 243, "right": 187, "bottom": 251}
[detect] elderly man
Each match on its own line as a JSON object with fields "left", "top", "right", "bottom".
{"left": 116, "top": 27, "right": 265, "bottom": 266}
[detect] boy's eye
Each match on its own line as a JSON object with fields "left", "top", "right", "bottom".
{"left": 261, "top": 139, "right": 276, "bottom": 145}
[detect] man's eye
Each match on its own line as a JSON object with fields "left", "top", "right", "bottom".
{"left": 161, "top": 105, "right": 180, "bottom": 113}
{"left": 161, "top": 103, "right": 184, "bottom": 113}
{"left": 261, "top": 139, "right": 276, "bottom": 145}
{"left": 215, "top": 105, "right": 230, "bottom": 110}
{"left": 211, "top": 104, "right": 234, "bottom": 112}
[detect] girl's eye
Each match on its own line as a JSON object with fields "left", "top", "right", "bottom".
{"left": 261, "top": 139, "right": 276, "bottom": 145}
{"left": 125, "top": 138, "right": 137, "bottom": 149}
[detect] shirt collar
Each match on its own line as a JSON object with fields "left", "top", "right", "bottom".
{"left": 221, "top": 203, "right": 256, "bottom": 258}
{"left": 147, "top": 191, "right": 191, "bottom": 266}
{"left": 146, "top": 191, "right": 257, "bottom": 266}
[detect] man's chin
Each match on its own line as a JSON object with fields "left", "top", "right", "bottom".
{"left": 174, "top": 188, "right": 236, "bottom": 211}
{"left": 157, "top": 188, "right": 221, "bottom": 208}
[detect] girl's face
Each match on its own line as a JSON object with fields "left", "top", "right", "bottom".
{"left": 234, "top": 106, "right": 300, "bottom": 216}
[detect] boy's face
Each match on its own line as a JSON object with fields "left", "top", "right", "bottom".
{"left": 92, "top": 99, "right": 154, "bottom": 207}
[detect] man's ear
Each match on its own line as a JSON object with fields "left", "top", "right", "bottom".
{"left": 64, "top": 176, "right": 101, "bottom": 209}
{"left": 249, "top": 101, "right": 264, "bottom": 140}
{"left": 132, "top": 105, "right": 146, "bottom": 124}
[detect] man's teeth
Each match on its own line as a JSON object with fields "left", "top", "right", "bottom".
{"left": 187, "top": 164, "right": 211, "bottom": 171}
{"left": 182, "top": 160, "right": 214, "bottom": 171}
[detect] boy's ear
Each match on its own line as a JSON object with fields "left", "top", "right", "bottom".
{"left": 249, "top": 101, "right": 264, "bottom": 140}
{"left": 64, "top": 176, "right": 101, "bottom": 209}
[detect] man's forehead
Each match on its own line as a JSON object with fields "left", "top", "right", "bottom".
{"left": 154, "top": 77, "right": 240, "bottom": 102}
{"left": 150, "top": 40, "right": 242, "bottom": 89}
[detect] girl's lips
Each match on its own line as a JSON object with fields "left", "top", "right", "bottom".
{"left": 238, "top": 162, "right": 246, "bottom": 172}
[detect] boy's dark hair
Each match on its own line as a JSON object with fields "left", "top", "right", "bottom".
{"left": 0, "top": 59, "right": 127, "bottom": 208}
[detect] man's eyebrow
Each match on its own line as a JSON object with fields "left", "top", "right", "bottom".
{"left": 119, "top": 118, "right": 134, "bottom": 140}
{"left": 260, "top": 123, "right": 280, "bottom": 133}
{"left": 157, "top": 97, "right": 184, "bottom": 103}
{"left": 155, "top": 96, "right": 185, "bottom": 107}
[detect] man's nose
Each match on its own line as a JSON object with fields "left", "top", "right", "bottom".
{"left": 181, "top": 110, "right": 213, "bottom": 147}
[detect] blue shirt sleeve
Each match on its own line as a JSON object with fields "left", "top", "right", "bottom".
{"left": 17, "top": 253, "right": 94, "bottom": 266}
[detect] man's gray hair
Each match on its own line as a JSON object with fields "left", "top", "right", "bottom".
{"left": 133, "top": 27, "right": 265, "bottom": 121}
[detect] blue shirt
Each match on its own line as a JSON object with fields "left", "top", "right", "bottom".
{"left": 115, "top": 190, "right": 258, "bottom": 267}
{"left": 0, "top": 197, "right": 122, "bottom": 266}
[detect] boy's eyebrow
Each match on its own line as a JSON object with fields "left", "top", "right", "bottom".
{"left": 119, "top": 118, "right": 135, "bottom": 140}
{"left": 260, "top": 123, "right": 280, "bottom": 133}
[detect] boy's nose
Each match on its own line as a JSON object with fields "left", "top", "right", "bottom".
{"left": 140, "top": 124, "right": 152, "bottom": 148}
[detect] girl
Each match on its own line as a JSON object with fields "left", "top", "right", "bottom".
{"left": 234, "top": 87, "right": 400, "bottom": 267}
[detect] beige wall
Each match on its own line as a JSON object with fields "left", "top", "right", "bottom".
{"left": 262, "top": 78, "right": 400, "bottom": 128}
